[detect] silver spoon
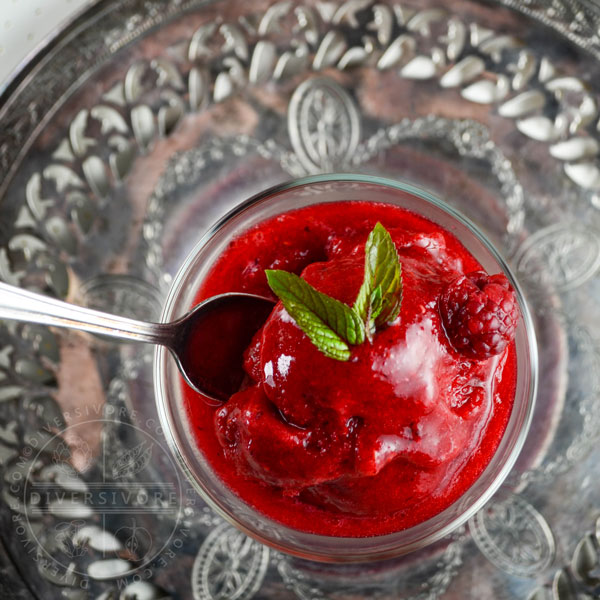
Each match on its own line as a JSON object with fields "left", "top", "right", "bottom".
{"left": 0, "top": 282, "right": 274, "bottom": 402}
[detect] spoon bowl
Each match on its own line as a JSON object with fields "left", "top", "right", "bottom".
{"left": 170, "top": 293, "right": 274, "bottom": 402}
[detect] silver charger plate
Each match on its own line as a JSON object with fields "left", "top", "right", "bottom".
{"left": 1, "top": 0, "right": 600, "bottom": 598}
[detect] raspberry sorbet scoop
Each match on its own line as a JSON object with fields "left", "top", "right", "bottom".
{"left": 183, "top": 201, "right": 518, "bottom": 537}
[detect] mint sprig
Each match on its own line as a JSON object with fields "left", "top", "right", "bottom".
{"left": 265, "top": 270, "right": 365, "bottom": 360}
{"left": 265, "top": 222, "right": 403, "bottom": 361}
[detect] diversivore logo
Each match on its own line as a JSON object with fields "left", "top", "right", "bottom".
{"left": 8, "top": 408, "right": 196, "bottom": 588}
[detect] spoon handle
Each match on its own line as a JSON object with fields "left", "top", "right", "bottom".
{"left": 0, "top": 281, "right": 171, "bottom": 345}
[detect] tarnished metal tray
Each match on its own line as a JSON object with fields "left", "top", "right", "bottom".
{"left": 1, "top": 1, "right": 600, "bottom": 598}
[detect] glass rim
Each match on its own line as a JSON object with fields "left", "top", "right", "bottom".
{"left": 153, "top": 173, "right": 539, "bottom": 562}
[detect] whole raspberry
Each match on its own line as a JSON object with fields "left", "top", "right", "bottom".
{"left": 439, "top": 271, "right": 519, "bottom": 360}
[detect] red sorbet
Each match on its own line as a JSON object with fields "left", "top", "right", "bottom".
{"left": 181, "top": 201, "right": 517, "bottom": 537}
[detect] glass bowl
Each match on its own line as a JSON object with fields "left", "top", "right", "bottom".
{"left": 153, "top": 174, "right": 538, "bottom": 562}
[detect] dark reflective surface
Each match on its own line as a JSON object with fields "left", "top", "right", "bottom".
{"left": 177, "top": 294, "right": 274, "bottom": 402}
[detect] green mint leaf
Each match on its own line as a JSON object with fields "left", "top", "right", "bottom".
{"left": 265, "top": 269, "right": 365, "bottom": 361}
{"left": 365, "top": 285, "right": 383, "bottom": 341}
{"left": 369, "top": 285, "right": 383, "bottom": 322}
{"left": 354, "top": 222, "right": 403, "bottom": 328}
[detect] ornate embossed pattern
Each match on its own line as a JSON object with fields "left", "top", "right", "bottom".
{"left": 470, "top": 492, "right": 555, "bottom": 578}
{"left": 192, "top": 522, "right": 270, "bottom": 600}
{"left": 499, "top": 0, "right": 600, "bottom": 60}
{"left": 288, "top": 78, "right": 361, "bottom": 173}
{"left": 1, "top": 349, "right": 176, "bottom": 597}
{"left": 515, "top": 222, "right": 600, "bottom": 291}
{"left": 1, "top": 0, "right": 599, "bottom": 182}
{"left": 0, "top": 0, "right": 599, "bottom": 598}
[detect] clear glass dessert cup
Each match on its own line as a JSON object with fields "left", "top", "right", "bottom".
{"left": 154, "top": 174, "right": 538, "bottom": 563}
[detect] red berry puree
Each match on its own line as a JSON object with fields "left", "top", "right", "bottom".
{"left": 182, "top": 201, "right": 517, "bottom": 537}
